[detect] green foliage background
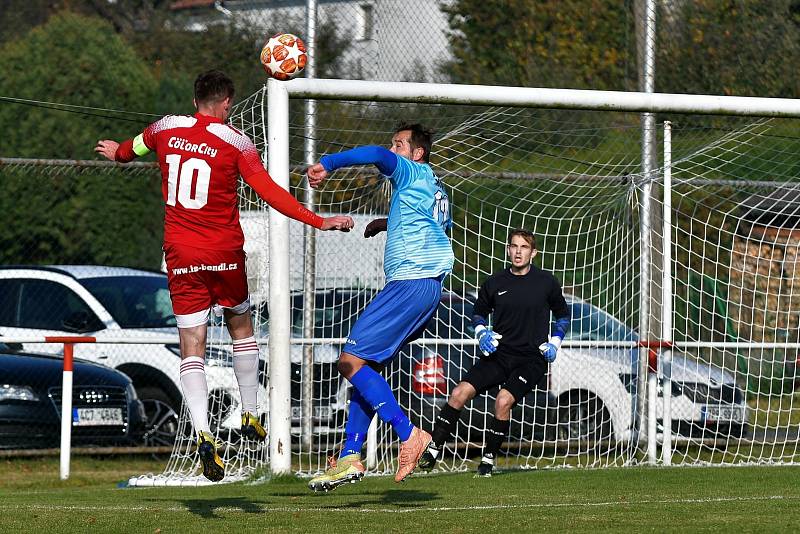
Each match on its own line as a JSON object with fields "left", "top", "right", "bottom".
{"left": 2, "top": 1, "right": 800, "bottom": 273}
{"left": 443, "top": 0, "right": 635, "bottom": 91}
{"left": 0, "top": 12, "right": 165, "bottom": 269}
{"left": 0, "top": 6, "right": 349, "bottom": 269}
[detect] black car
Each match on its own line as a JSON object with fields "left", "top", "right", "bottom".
{"left": 260, "top": 288, "right": 375, "bottom": 433}
{"left": 270, "top": 289, "right": 556, "bottom": 441}
{"left": 0, "top": 342, "right": 146, "bottom": 449}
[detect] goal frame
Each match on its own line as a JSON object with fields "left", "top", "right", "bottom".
{"left": 266, "top": 77, "right": 800, "bottom": 474}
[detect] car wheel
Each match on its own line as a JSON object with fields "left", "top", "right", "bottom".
{"left": 557, "top": 391, "right": 613, "bottom": 443}
{"left": 139, "top": 387, "right": 180, "bottom": 447}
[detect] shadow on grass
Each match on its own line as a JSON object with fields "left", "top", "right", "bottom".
{"left": 304, "top": 488, "right": 440, "bottom": 509}
{"left": 149, "top": 488, "right": 439, "bottom": 517}
{"left": 175, "top": 496, "right": 265, "bottom": 519}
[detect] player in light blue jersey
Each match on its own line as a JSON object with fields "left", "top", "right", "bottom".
{"left": 305, "top": 123, "right": 454, "bottom": 491}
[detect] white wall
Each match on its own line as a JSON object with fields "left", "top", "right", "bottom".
{"left": 240, "top": 211, "right": 386, "bottom": 303}
{"left": 208, "top": 0, "right": 453, "bottom": 82}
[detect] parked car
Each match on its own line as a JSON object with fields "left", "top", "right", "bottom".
{"left": 244, "top": 288, "right": 375, "bottom": 434}
{"left": 552, "top": 295, "right": 749, "bottom": 442}
{"left": 0, "top": 266, "right": 266, "bottom": 446}
{"left": 0, "top": 341, "right": 146, "bottom": 449}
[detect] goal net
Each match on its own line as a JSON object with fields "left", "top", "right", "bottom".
{"left": 129, "top": 80, "right": 800, "bottom": 484}
{"left": 268, "top": 97, "right": 646, "bottom": 473}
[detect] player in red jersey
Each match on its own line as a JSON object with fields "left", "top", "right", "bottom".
{"left": 95, "top": 70, "right": 353, "bottom": 481}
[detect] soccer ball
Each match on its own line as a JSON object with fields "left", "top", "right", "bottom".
{"left": 260, "top": 33, "right": 307, "bottom": 81}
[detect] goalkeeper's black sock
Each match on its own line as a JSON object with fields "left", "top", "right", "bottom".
{"left": 483, "top": 416, "right": 510, "bottom": 456}
{"left": 431, "top": 403, "right": 462, "bottom": 450}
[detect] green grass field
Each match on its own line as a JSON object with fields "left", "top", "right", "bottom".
{"left": 1, "top": 455, "right": 799, "bottom": 533}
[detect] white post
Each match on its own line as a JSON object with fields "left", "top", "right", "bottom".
{"left": 647, "top": 364, "right": 657, "bottom": 461}
{"left": 285, "top": 78, "right": 800, "bottom": 117}
{"left": 366, "top": 414, "right": 378, "bottom": 470}
{"left": 638, "top": 0, "right": 659, "bottom": 465}
{"left": 59, "top": 343, "right": 74, "bottom": 480}
{"left": 662, "top": 121, "right": 674, "bottom": 465}
{"left": 301, "top": 0, "right": 319, "bottom": 452}
{"left": 267, "top": 79, "right": 292, "bottom": 475}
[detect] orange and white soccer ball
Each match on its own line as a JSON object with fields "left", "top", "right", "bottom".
{"left": 260, "top": 33, "right": 307, "bottom": 81}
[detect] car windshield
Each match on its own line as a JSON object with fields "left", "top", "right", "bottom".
{"left": 81, "top": 276, "right": 176, "bottom": 328}
{"left": 565, "top": 301, "right": 636, "bottom": 342}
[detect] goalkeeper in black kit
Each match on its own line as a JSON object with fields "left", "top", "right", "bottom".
{"left": 418, "top": 229, "right": 570, "bottom": 476}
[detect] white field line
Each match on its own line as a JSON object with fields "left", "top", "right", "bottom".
{"left": 0, "top": 495, "right": 795, "bottom": 515}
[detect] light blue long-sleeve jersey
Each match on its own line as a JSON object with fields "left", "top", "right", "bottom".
{"left": 320, "top": 146, "right": 454, "bottom": 282}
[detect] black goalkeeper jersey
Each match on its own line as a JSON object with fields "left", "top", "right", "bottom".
{"left": 473, "top": 265, "right": 570, "bottom": 358}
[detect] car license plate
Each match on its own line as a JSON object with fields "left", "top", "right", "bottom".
{"left": 702, "top": 405, "right": 744, "bottom": 423}
{"left": 291, "top": 406, "right": 332, "bottom": 420}
{"left": 72, "top": 407, "right": 124, "bottom": 426}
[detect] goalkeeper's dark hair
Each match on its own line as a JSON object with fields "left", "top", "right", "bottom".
{"left": 395, "top": 122, "right": 434, "bottom": 163}
{"left": 508, "top": 229, "right": 536, "bottom": 249}
{"left": 194, "top": 70, "right": 235, "bottom": 105}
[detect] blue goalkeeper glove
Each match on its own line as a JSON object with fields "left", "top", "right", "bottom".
{"left": 538, "top": 339, "right": 560, "bottom": 363}
{"left": 540, "top": 317, "right": 569, "bottom": 363}
{"left": 475, "top": 325, "right": 502, "bottom": 357}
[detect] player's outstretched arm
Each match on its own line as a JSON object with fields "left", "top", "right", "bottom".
{"left": 307, "top": 146, "right": 398, "bottom": 190}
{"left": 305, "top": 163, "right": 328, "bottom": 188}
{"left": 96, "top": 134, "right": 148, "bottom": 163}
{"left": 320, "top": 216, "right": 355, "bottom": 232}
{"left": 94, "top": 140, "right": 120, "bottom": 161}
{"left": 243, "top": 169, "right": 353, "bottom": 232}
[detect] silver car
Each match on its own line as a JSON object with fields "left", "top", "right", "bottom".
{"left": 0, "top": 265, "right": 266, "bottom": 445}
{"left": 551, "top": 295, "right": 748, "bottom": 442}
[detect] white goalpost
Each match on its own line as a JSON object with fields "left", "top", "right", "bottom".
{"left": 135, "top": 78, "right": 800, "bottom": 484}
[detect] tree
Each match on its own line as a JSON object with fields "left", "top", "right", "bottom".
{"left": 657, "top": 0, "right": 800, "bottom": 97}
{"left": 129, "top": 14, "right": 353, "bottom": 111}
{"left": 0, "top": 12, "right": 163, "bottom": 268}
{"left": 0, "top": 11, "right": 159, "bottom": 158}
{"left": 0, "top": 0, "right": 54, "bottom": 45}
{"left": 441, "top": 0, "right": 635, "bottom": 91}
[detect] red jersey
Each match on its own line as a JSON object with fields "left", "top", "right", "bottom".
{"left": 115, "top": 113, "right": 322, "bottom": 250}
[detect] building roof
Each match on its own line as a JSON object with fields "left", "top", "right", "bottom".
{"left": 170, "top": 0, "right": 215, "bottom": 10}
{"left": 740, "top": 186, "right": 800, "bottom": 228}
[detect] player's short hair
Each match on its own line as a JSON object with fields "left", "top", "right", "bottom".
{"left": 508, "top": 229, "right": 537, "bottom": 249}
{"left": 395, "top": 122, "right": 434, "bottom": 163}
{"left": 194, "top": 70, "right": 235, "bottom": 105}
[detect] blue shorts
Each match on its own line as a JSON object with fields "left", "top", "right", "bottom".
{"left": 344, "top": 277, "right": 442, "bottom": 364}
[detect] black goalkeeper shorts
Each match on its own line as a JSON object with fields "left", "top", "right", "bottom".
{"left": 461, "top": 349, "right": 548, "bottom": 403}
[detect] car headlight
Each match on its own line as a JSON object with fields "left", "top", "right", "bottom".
{"left": 0, "top": 384, "right": 39, "bottom": 402}
{"left": 655, "top": 378, "right": 687, "bottom": 398}
{"left": 166, "top": 344, "right": 234, "bottom": 367}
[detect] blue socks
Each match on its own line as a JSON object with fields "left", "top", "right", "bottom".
{"left": 341, "top": 388, "right": 374, "bottom": 457}
{"left": 345, "top": 366, "right": 414, "bottom": 448}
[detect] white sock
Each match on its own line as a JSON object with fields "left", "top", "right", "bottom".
{"left": 233, "top": 336, "right": 260, "bottom": 414}
{"left": 180, "top": 356, "right": 210, "bottom": 435}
